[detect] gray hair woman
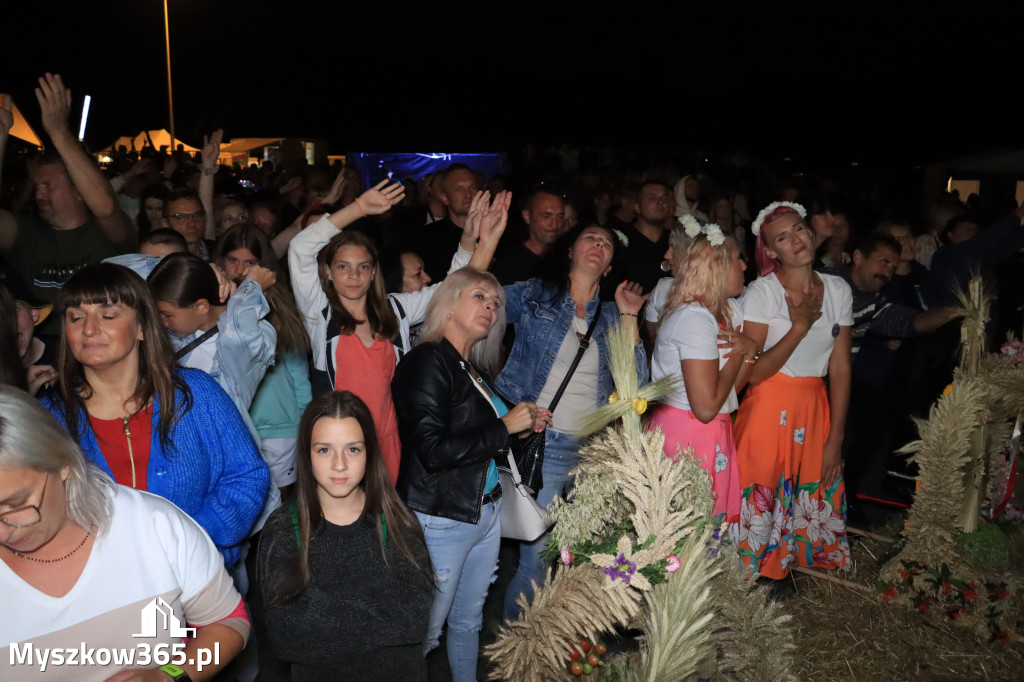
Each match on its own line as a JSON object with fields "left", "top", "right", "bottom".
{"left": 0, "top": 387, "right": 248, "bottom": 681}
{"left": 392, "top": 268, "right": 550, "bottom": 681}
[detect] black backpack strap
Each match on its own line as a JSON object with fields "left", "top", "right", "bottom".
{"left": 173, "top": 326, "right": 218, "bottom": 362}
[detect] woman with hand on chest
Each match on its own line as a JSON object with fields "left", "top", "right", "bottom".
{"left": 732, "top": 202, "right": 853, "bottom": 585}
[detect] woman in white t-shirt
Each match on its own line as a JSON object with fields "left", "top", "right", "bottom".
{"left": 0, "top": 387, "right": 247, "bottom": 682}
{"left": 733, "top": 202, "right": 853, "bottom": 583}
{"left": 648, "top": 219, "right": 757, "bottom": 525}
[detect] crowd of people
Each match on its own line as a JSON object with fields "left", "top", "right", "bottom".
{"left": 3, "top": 73, "right": 1024, "bottom": 681}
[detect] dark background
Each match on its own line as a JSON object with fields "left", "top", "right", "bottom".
{"left": 3, "top": 1, "right": 1020, "bottom": 166}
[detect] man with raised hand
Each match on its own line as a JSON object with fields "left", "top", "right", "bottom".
{"left": 491, "top": 188, "right": 566, "bottom": 285}
{"left": 409, "top": 163, "right": 481, "bottom": 282}
{"left": 0, "top": 74, "right": 134, "bottom": 334}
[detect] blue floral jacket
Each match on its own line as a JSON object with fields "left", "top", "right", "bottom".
{"left": 495, "top": 279, "right": 648, "bottom": 409}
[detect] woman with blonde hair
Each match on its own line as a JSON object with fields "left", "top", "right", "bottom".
{"left": 392, "top": 267, "right": 550, "bottom": 682}
{"left": 647, "top": 216, "right": 757, "bottom": 523}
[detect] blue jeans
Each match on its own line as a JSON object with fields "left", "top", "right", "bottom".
{"left": 503, "top": 430, "right": 578, "bottom": 623}
{"left": 416, "top": 499, "right": 501, "bottom": 682}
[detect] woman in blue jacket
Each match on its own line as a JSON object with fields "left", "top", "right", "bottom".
{"left": 42, "top": 263, "right": 269, "bottom": 568}
{"left": 489, "top": 223, "right": 649, "bottom": 622}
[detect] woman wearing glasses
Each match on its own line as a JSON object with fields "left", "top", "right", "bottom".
{"left": 0, "top": 387, "right": 247, "bottom": 681}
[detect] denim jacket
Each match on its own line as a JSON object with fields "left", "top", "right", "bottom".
{"left": 495, "top": 279, "right": 649, "bottom": 409}
{"left": 171, "top": 278, "right": 276, "bottom": 442}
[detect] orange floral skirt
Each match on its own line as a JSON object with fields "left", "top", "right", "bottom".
{"left": 733, "top": 373, "right": 849, "bottom": 579}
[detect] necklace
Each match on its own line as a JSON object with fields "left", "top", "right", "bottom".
{"left": 4, "top": 529, "right": 91, "bottom": 564}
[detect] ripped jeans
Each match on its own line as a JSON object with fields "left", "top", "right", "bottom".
{"left": 415, "top": 499, "right": 501, "bottom": 682}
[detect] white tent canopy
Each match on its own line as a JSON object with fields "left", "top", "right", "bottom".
{"left": 8, "top": 99, "right": 42, "bottom": 147}
{"left": 103, "top": 129, "right": 199, "bottom": 154}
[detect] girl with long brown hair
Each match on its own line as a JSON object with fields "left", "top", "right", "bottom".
{"left": 258, "top": 391, "right": 432, "bottom": 681}
{"left": 288, "top": 180, "right": 504, "bottom": 483}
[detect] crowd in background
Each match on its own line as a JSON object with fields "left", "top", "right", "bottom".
{"left": 2, "top": 73, "right": 1024, "bottom": 681}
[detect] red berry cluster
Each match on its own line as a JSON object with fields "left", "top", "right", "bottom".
{"left": 567, "top": 639, "right": 607, "bottom": 676}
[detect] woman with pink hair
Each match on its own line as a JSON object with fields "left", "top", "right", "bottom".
{"left": 733, "top": 202, "right": 853, "bottom": 585}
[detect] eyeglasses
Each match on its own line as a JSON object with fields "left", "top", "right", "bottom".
{"left": 169, "top": 211, "right": 206, "bottom": 222}
{"left": 0, "top": 472, "right": 49, "bottom": 530}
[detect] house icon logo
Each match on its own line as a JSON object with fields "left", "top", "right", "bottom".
{"left": 133, "top": 597, "right": 197, "bottom": 638}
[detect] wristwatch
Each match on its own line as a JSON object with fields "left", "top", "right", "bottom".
{"left": 159, "top": 664, "right": 192, "bottom": 681}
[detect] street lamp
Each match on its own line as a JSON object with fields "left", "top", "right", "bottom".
{"left": 163, "top": 0, "right": 176, "bottom": 150}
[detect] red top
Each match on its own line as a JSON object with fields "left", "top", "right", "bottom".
{"left": 334, "top": 333, "right": 401, "bottom": 485}
{"left": 89, "top": 405, "right": 154, "bottom": 489}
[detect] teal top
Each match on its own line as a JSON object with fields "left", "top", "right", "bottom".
{"left": 485, "top": 392, "right": 508, "bottom": 495}
{"left": 249, "top": 351, "right": 313, "bottom": 440}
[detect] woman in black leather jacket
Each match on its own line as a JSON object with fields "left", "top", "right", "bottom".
{"left": 392, "top": 267, "right": 550, "bottom": 682}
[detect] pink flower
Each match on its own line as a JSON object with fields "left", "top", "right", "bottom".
{"left": 812, "top": 549, "right": 835, "bottom": 568}
{"left": 665, "top": 554, "right": 681, "bottom": 573}
{"left": 561, "top": 548, "right": 574, "bottom": 566}
{"left": 752, "top": 484, "right": 776, "bottom": 513}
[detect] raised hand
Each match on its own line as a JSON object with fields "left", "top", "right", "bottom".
{"left": 614, "top": 280, "right": 649, "bottom": 317}
{"left": 279, "top": 176, "right": 303, "bottom": 196}
{"left": 321, "top": 169, "right": 348, "bottom": 206}
{"left": 35, "top": 73, "right": 73, "bottom": 137}
{"left": 201, "top": 129, "right": 223, "bottom": 168}
{"left": 126, "top": 157, "right": 154, "bottom": 179}
{"left": 478, "top": 190, "right": 511, "bottom": 247}
{"left": 162, "top": 156, "right": 178, "bottom": 179}
{"left": 355, "top": 180, "right": 405, "bottom": 216}
{"left": 464, "top": 190, "right": 491, "bottom": 243}
{"left": 209, "top": 263, "right": 237, "bottom": 303}
{"left": 0, "top": 94, "right": 13, "bottom": 137}
{"left": 246, "top": 264, "right": 277, "bottom": 291}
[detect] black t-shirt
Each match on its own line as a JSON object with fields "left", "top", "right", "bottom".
{"left": 618, "top": 223, "right": 669, "bottom": 293}
{"left": 406, "top": 217, "right": 463, "bottom": 283}
{"left": 7, "top": 215, "right": 130, "bottom": 335}
{"left": 491, "top": 241, "right": 544, "bottom": 286}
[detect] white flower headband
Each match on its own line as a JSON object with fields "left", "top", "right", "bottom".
{"left": 750, "top": 201, "right": 806, "bottom": 237}
{"left": 678, "top": 213, "right": 726, "bottom": 246}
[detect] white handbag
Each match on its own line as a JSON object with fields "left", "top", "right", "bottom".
{"left": 497, "top": 451, "right": 553, "bottom": 541}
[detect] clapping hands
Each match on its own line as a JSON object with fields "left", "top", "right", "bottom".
{"left": 466, "top": 190, "right": 511, "bottom": 246}
{"left": 35, "top": 73, "right": 72, "bottom": 137}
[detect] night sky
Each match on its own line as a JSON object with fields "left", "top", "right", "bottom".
{"left": 3, "top": 1, "right": 1020, "bottom": 167}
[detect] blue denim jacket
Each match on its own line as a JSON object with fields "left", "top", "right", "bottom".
{"left": 170, "top": 278, "right": 276, "bottom": 442}
{"left": 495, "top": 279, "right": 648, "bottom": 408}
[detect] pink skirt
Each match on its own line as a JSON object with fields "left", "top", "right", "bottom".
{"left": 647, "top": 404, "right": 741, "bottom": 523}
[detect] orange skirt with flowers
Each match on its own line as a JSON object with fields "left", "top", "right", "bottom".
{"left": 733, "top": 373, "right": 849, "bottom": 579}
